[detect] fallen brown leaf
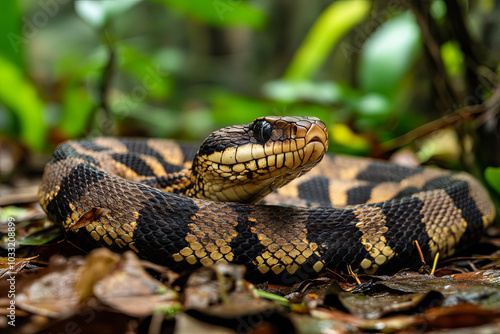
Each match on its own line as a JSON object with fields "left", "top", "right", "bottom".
{"left": 93, "top": 251, "right": 178, "bottom": 317}
{"left": 0, "top": 256, "right": 38, "bottom": 277}
{"left": 424, "top": 303, "right": 500, "bottom": 329}
{"left": 14, "top": 255, "right": 84, "bottom": 318}
{"left": 74, "top": 248, "right": 120, "bottom": 299}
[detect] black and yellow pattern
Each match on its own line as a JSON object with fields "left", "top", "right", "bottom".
{"left": 38, "top": 116, "right": 495, "bottom": 283}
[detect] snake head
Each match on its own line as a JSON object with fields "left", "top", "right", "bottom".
{"left": 192, "top": 116, "right": 328, "bottom": 203}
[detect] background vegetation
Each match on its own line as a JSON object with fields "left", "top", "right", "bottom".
{"left": 0, "top": 0, "right": 499, "bottom": 211}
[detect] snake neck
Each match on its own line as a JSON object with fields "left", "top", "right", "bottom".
{"left": 183, "top": 155, "right": 312, "bottom": 204}
{"left": 151, "top": 156, "right": 271, "bottom": 203}
{"left": 152, "top": 166, "right": 221, "bottom": 201}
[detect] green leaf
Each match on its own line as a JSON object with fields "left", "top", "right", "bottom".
{"left": 330, "top": 123, "right": 370, "bottom": 156}
{"left": 75, "top": 0, "right": 142, "bottom": 28}
{"left": 358, "top": 12, "right": 421, "bottom": 98}
{"left": 478, "top": 0, "right": 495, "bottom": 11}
{"left": 59, "top": 81, "right": 95, "bottom": 138}
{"left": 351, "top": 93, "right": 392, "bottom": 132}
{"left": 284, "top": 1, "right": 370, "bottom": 81}
{"left": 0, "top": 54, "right": 46, "bottom": 151}
{"left": 155, "top": 0, "right": 266, "bottom": 28}
{"left": 485, "top": 167, "right": 500, "bottom": 196}
{"left": 57, "top": 48, "right": 107, "bottom": 139}
{"left": 415, "top": 128, "right": 461, "bottom": 163}
{"left": 0, "top": 206, "right": 28, "bottom": 222}
{"left": 154, "top": 304, "right": 182, "bottom": 318}
{"left": 430, "top": 0, "right": 447, "bottom": 21}
{"left": 17, "top": 226, "right": 62, "bottom": 246}
{"left": 254, "top": 289, "right": 290, "bottom": 306}
{"left": 441, "top": 41, "right": 465, "bottom": 77}
{"left": 0, "top": 0, "right": 22, "bottom": 67}
{"left": 118, "top": 44, "right": 172, "bottom": 99}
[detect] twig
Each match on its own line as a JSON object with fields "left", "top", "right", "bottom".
{"left": 382, "top": 84, "right": 500, "bottom": 152}
{"left": 347, "top": 265, "right": 361, "bottom": 285}
{"left": 413, "top": 240, "right": 426, "bottom": 265}
{"left": 0, "top": 185, "right": 39, "bottom": 206}
{"left": 148, "top": 311, "right": 164, "bottom": 334}
{"left": 468, "top": 260, "right": 478, "bottom": 272}
{"left": 430, "top": 252, "right": 439, "bottom": 276}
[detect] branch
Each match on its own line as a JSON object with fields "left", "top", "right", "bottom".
{"left": 381, "top": 84, "right": 500, "bottom": 152}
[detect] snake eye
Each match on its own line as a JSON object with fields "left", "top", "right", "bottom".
{"left": 253, "top": 120, "right": 272, "bottom": 143}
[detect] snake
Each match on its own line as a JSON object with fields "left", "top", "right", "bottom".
{"left": 39, "top": 116, "right": 496, "bottom": 283}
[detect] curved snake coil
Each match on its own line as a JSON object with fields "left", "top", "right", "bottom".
{"left": 39, "top": 116, "right": 495, "bottom": 283}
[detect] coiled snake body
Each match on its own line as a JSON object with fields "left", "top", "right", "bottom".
{"left": 39, "top": 116, "right": 495, "bottom": 283}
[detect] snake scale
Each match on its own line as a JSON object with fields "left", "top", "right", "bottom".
{"left": 39, "top": 116, "right": 495, "bottom": 283}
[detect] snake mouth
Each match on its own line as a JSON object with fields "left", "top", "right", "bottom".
{"left": 308, "top": 136, "right": 322, "bottom": 143}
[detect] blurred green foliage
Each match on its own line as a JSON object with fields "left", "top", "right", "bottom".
{"left": 485, "top": 167, "right": 500, "bottom": 196}
{"left": 155, "top": 0, "right": 266, "bottom": 28}
{"left": 0, "top": 0, "right": 498, "bottom": 181}
{"left": 0, "top": 53, "right": 46, "bottom": 151}
{"left": 0, "top": 0, "right": 23, "bottom": 67}
{"left": 284, "top": 1, "right": 370, "bottom": 81}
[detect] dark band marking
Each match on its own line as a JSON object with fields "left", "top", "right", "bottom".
{"left": 120, "top": 139, "right": 151, "bottom": 154}
{"left": 423, "top": 175, "right": 451, "bottom": 190}
{"left": 305, "top": 208, "right": 366, "bottom": 271}
{"left": 77, "top": 140, "right": 110, "bottom": 152}
{"left": 133, "top": 189, "right": 199, "bottom": 270}
{"left": 176, "top": 142, "right": 199, "bottom": 163}
{"left": 373, "top": 197, "right": 428, "bottom": 270}
{"left": 111, "top": 153, "right": 156, "bottom": 177}
{"left": 46, "top": 164, "right": 105, "bottom": 223}
{"left": 198, "top": 137, "right": 239, "bottom": 156}
{"left": 393, "top": 186, "right": 420, "bottom": 200}
{"left": 197, "top": 125, "right": 249, "bottom": 156}
{"left": 442, "top": 179, "right": 484, "bottom": 245}
{"left": 297, "top": 177, "right": 331, "bottom": 206}
{"left": 227, "top": 205, "right": 266, "bottom": 275}
{"left": 120, "top": 139, "right": 186, "bottom": 173}
{"left": 346, "top": 185, "right": 373, "bottom": 205}
{"left": 50, "top": 144, "right": 99, "bottom": 166}
{"left": 357, "top": 163, "right": 422, "bottom": 183}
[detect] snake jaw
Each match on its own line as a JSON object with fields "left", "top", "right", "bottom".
{"left": 190, "top": 116, "right": 329, "bottom": 203}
